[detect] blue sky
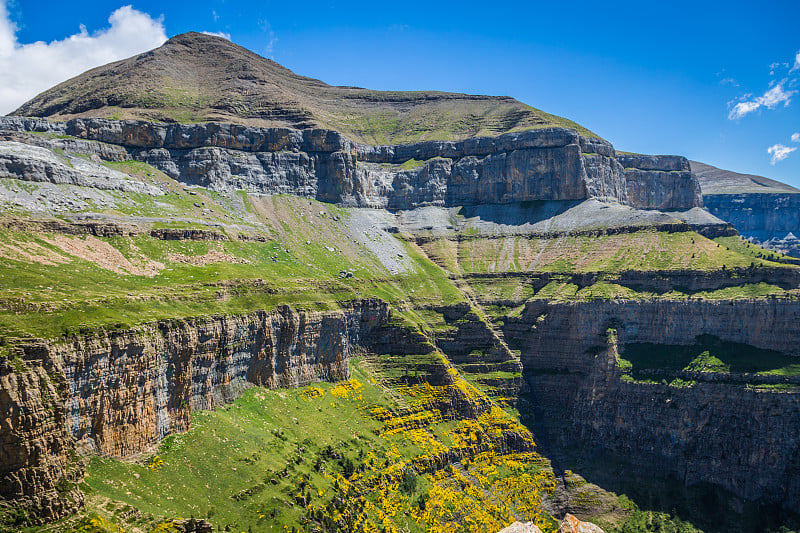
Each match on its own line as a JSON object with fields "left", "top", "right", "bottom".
{"left": 2, "top": 0, "right": 799, "bottom": 186}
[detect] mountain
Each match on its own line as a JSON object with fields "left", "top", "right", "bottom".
{"left": 1, "top": 33, "right": 800, "bottom": 533}
{"left": 11, "top": 32, "right": 597, "bottom": 145}
{"left": 691, "top": 160, "right": 799, "bottom": 194}
{"left": 693, "top": 160, "right": 800, "bottom": 257}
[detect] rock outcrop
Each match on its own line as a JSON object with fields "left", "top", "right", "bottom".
{"left": 703, "top": 193, "right": 800, "bottom": 256}
{"left": 503, "top": 299, "right": 800, "bottom": 513}
{"left": 0, "top": 117, "right": 703, "bottom": 211}
{"left": 498, "top": 521, "right": 544, "bottom": 533}
{"left": 0, "top": 300, "right": 389, "bottom": 521}
{"left": 617, "top": 154, "right": 701, "bottom": 210}
{"left": 557, "top": 514, "right": 605, "bottom": 533}
{"left": 467, "top": 264, "right": 800, "bottom": 297}
{"left": 0, "top": 140, "right": 163, "bottom": 195}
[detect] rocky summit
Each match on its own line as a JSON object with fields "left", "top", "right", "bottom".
{"left": 1, "top": 31, "right": 799, "bottom": 533}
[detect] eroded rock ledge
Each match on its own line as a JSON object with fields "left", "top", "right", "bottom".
{"left": 0, "top": 117, "right": 702, "bottom": 211}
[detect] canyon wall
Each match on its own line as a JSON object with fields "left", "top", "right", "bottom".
{"left": 0, "top": 300, "right": 389, "bottom": 522}
{"left": 503, "top": 298, "right": 800, "bottom": 512}
{"left": 466, "top": 265, "right": 800, "bottom": 296}
{"left": 0, "top": 117, "right": 702, "bottom": 211}
{"left": 704, "top": 193, "right": 800, "bottom": 257}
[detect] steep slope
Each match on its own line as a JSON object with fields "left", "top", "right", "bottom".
{"left": 11, "top": 32, "right": 597, "bottom": 144}
{"left": 693, "top": 161, "right": 800, "bottom": 257}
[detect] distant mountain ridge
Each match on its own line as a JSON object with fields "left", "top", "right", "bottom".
{"left": 691, "top": 160, "right": 799, "bottom": 194}
{"left": 11, "top": 32, "right": 597, "bottom": 145}
{"left": 693, "top": 160, "right": 800, "bottom": 257}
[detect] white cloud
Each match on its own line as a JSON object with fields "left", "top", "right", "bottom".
{"left": 200, "top": 30, "right": 230, "bottom": 40}
{"left": 793, "top": 132, "right": 800, "bottom": 143}
{"left": 258, "top": 19, "right": 277, "bottom": 56}
{"left": 264, "top": 31, "right": 277, "bottom": 55}
{"left": 791, "top": 50, "right": 800, "bottom": 73}
{"left": 729, "top": 80, "right": 796, "bottom": 119}
{"left": 0, "top": 3, "right": 167, "bottom": 115}
{"left": 768, "top": 144, "right": 797, "bottom": 165}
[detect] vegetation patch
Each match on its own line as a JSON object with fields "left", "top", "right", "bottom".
{"left": 618, "top": 335, "right": 800, "bottom": 379}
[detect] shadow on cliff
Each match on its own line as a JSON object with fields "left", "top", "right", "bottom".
{"left": 516, "top": 397, "right": 800, "bottom": 533}
{"left": 456, "top": 200, "right": 584, "bottom": 227}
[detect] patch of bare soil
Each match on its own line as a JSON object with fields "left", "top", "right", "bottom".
{"left": 0, "top": 240, "right": 71, "bottom": 266}
{"left": 44, "top": 234, "right": 164, "bottom": 276}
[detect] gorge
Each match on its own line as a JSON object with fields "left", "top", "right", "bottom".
{"left": 0, "top": 31, "right": 798, "bottom": 533}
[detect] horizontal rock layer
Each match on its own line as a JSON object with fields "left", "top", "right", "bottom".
{"left": 0, "top": 140, "right": 163, "bottom": 195}
{"left": 0, "top": 300, "right": 389, "bottom": 521}
{"left": 0, "top": 117, "right": 703, "bottom": 211}
{"left": 466, "top": 265, "right": 800, "bottom": 295}
{"left": 504, "top": 298, "right": 800, "bottom": 512}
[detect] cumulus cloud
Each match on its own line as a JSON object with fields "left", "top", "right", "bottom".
{"left": 729, "top": 81, "right": 796, "bottom": 119}
{"left": 0, "top": 3, "right": 167, "bottom": 114}
{"left": 792, "top": 50, "right": 800, "bottom": 73}
{"left": 793, "top": 132, "right": 800, "bottom": 143}
{"left": 768, "top": 144, "right": 797, "bottom": 165}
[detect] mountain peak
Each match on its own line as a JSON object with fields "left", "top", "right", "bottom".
{"left": 11, "top": 32, "right": 598, "bottom": 144}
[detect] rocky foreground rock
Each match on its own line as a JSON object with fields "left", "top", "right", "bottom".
{"left": 498, "top": 514, "right": 605, "bottom": 533}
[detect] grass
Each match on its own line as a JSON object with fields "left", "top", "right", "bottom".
{"left": 30, "top": 355, "right": 567, "bottom": 533}
{"left": 617, "top": 335, "right": 800, "bottom": 378}
{"left": 24, "top": 352, "right": 742, "bottom": 533}
{"left": 76, "top": 362, "right": 390, "bottom": 533}
{"left": 457, "top": 230, "right": 791, "bottom": 275}
{"left": 714, "top": 235, "right": 800, "bottom": 264}
{"left": 0, "top": 200, "right": 464, "bottom": 338}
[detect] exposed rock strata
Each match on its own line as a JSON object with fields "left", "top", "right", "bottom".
{"left": 0, "top": 300, "right": 389, "bottom": 521}
{"left": 0, "top": 141, "right": 163, "bottom": 196}
{"left": 691, "top": 161, "right": 800, "bottom": 257}
{"left": 616, "top": 154, "right": 701, "bottom": 210}
{"left": 703, "top": 193, "right": 800, "bottom": 257}
{"left": 466, "top": 265, "right": 800, "bottom": 296}
{"left": 503, "top": 299, "right": 800, "bottom": 512}
{"left": 0, "top": 117, "right": 702, "bottom": 211}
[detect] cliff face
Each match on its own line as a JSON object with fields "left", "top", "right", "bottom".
{"left": 703, "top": 193, "right": 800, "bottom": 256}
{"left": 466, "top": 265, "right": 800, "bottom": 297}
{"left": 0, "top": 300, "right": 389, "bottom": 521}
{"left": 691, "top": 161, "right": 800, "bottom": 257}
{"left": 0, "top": 117, "right": 703, "bottom": 211}
{"left": 0, "top": 357, "right": 83, "bottom": 524}
{"left": 617, "top": 155, "right": 702, "bottom": 210}
{"left": 503, "top": 299, "right": 800, "bottom": 512}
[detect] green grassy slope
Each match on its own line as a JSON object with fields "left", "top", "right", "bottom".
{"left": 415, "top": 230, "right": 800, "bottom": 304}
{"left": 23, "top": 355, "right": 701, "bottom": 533}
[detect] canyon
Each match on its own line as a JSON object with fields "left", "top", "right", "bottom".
{"left": 0, "top": 31, "right": 798, "bottom": 533}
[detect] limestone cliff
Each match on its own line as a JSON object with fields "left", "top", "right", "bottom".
{"left": 0, "top": 300, "right": 389, "bottom": 521}
{"left": 503, "top": 298, "right": 800, "bottom": 513}
{"left": 0, "top": 117, "right": 703, "bottom": 211}
{"left": 692, "top": 160, "right": 800, "bottom": 257}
